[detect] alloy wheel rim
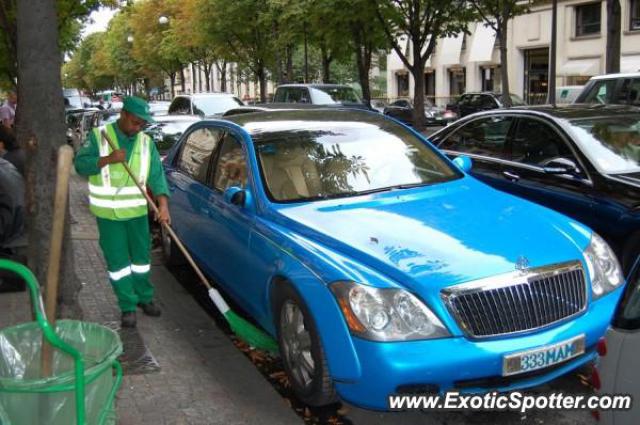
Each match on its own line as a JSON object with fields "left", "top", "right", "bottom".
{"left": 280, "top": 300, "right": 315, "bottom": 390}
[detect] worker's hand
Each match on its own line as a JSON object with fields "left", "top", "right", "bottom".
{"left": 155, "top": 195, "right": 171, "bottom": 225}
{"left": 108, "top": 149, "right": 126, "bottom": 164}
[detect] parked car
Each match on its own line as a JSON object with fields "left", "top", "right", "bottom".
{"left": 430, "top": 104, "right": 640, "bottom": 272}
{"left": 222, "top": 103, "right": 330, "bottom": 117}
{"left": 163, "top": 109, "right": 624, "bottom": 410}
{"left": 575, "top": 72, "right": 640, "bottom": 106}
{"left": 383, "top": 98, "right": 456, "bottom": 126}
{"left": 450, "top": 92, "right": 526, "bottom": 118}
{"left": 168, "top": 93, "right": 243, "bottom": 118}
{"left": 555, "top": 86, "right": 584, "bottom": 105}
{"left": 148, "top": 100, "right": 171, "bottom": 116}
{"left": 595, "top": 255, "right": 639, "bottom": 425}
{"left": 144, "top": 115, "right": 201, "bottom": 157}
{"left": 273, "top": 84, "right": 374, "bottom": 110}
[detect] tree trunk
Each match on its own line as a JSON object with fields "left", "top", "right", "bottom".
{"left": 180, "top": 67, "right": 186, "bottom": 93}
{"left": 321, "top": 45, "right": 332, "bottom": 83}
{"left": 216, "top": 61, "right": 227, "bottom": 92}
{"left": 257, "top": 64, "right": 267, "bottom": 103}
{"left": 606, "top": 0, "right": 621, "bottom": 73}
{"left": 169, "top": 72, "right": 176, "bottom": 99}
{"left": 498, "top": 25, "right": 511, "bottom": 107}
{"left": 286, "top": 44, "right": 294, "bottom": 83}
{"left": 17, "top": 0, "right": 82, "bottom": 319}
{"left": 203, "top": 62, "right": 211, "bottom": 92}
{"left": 411, "top": 37, "right": 427, "bottom": 130}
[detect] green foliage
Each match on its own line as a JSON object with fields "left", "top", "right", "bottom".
{"left": 0, "top": 0, "right": 117, "bottom": 87}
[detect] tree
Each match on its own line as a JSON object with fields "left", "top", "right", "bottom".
{"left": 63, "top": 32, "right": 113, "bottom": 93}
{"left": 0, "top": 0, "right": 116, "bottom": 87}
{"left": 205, "top": 0, "right": 278, "bottom": 102}
{"left": 129, "top": 0, "right": 186, "bottom": 98}
{"left": 374, "top": 0, "right": 475, "bottom": 129}
{"left": 470, "top": 0, "right": 533, "bottom": 107}
{"left": 16, "top": 0, "right": 82, "bottom": 317}
{"left": 605, "top": 0, "right": 621, "bottom": 73}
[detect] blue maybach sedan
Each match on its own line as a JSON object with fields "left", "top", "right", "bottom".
{"left": 162, "top": 109, "right": 625, "bottom": 410}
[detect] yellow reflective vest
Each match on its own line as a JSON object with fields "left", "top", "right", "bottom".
{"left": 88, "top": 123, "right": 151, "bottom": 220}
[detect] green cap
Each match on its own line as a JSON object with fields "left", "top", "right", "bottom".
{"left": 122, "top": 96, "right": 154, "bottom": 123}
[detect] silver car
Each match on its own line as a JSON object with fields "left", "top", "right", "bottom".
{"left": 597, "top": 256, "right": 640, "bottom": 424}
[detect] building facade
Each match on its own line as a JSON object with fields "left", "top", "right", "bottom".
{"left": 387, "top": 0, "right": 640, "bottom": 105}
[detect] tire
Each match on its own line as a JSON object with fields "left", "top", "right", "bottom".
{"left": 273, "top": 283, "right": 337, "bottom": 406}
{"left": 161, "top": 224, "right": 186, "bottom": 267}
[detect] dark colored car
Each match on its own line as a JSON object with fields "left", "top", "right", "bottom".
{"left": 145, "top": 115, "right": 201, "bottom": 156}
{"left": 383, "top": 98, "right": 456, "bottom": 127}
{"left": 575, "top": 72, "right": 640, "bottom": 106}
{"left": 222, "top": 103, "right": 330, "bottom": 117}
{"left": 450, "top": 92, "right": 525, "bottom": 118}
{"left": 430, "top": 104, "right": 640, "bottom": 272}
{"left": 272, "top": 84, "right": 374, "bottom": 111}
{"left": 168, "top": 93, "right": 243, "bottom": 118}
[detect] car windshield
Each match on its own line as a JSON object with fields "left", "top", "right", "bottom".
{"left": 192, "top": 96, "right": 242, "bottom": 116}
{"left": 253, "top": 121, "right": 461, "bottom": 202}
{"left": 311, "top": 87, "right": 362, "bottom": 104}
{"left": 569, "top": 115, "right": 640, "bottom": 174}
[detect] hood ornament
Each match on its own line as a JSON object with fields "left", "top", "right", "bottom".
{"left": 515, "top": 256, "right": 530, "bottom": 274}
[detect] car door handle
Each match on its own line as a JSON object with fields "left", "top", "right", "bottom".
{"left": 502, "top": 171, "right": 520, "bottom": 182}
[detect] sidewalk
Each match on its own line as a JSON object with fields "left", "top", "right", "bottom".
{"left": 0, "top": 172, "right": 301, "bottom": 425}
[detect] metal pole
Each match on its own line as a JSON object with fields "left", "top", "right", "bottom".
{"left": 548, "top": 0, "right": 557, "bottom": 105}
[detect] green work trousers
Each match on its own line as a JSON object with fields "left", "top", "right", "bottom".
{"left": 97, "top": 215, "right": 153, "bottom": 312}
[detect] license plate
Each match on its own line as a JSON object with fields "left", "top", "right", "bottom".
{"left": 502, "top": 334, "right": 586, "bottom": 376}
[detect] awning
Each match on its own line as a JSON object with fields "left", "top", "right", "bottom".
{"left": 621, "top": 55, "right": 640, "bottom": 73}
{"left": 437, "top": 33, "right": 464, "bottom": 65}
{"left": 559, "top": 58, "right": 600, "bottom": 76}
{"left": 468, "top": 23, "right": 497, "bottom": 62}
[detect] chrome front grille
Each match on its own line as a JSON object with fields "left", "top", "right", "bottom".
{"left": 441, "top": 261, "right": 587, "bottom": 338}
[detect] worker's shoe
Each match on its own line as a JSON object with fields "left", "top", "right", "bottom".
{"left": 138, "top": 301, "right": 161, "bottom": 317}
{"left": 121, "top": 311, "right": 137, "bottom": 328}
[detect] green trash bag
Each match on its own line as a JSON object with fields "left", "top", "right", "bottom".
{"left": 0, "top": 260, "right": 123, "bottom": 425}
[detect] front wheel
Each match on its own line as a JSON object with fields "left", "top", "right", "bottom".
{"left": 274, "top": 283, "right": 336, "bottom": 406}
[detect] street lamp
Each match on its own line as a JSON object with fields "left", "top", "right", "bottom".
{"left": 158, "top": 15, "right": 169, "bottom": 25}
{"left": 127, "top": 35, "right": 134, "bottom": 43}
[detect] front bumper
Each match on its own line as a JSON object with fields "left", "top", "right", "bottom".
{"left": 334, "top": 286, "right": 622, "bottom": 410}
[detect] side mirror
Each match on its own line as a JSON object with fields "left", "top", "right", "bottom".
{"left": 223, "top": 186, "right": 246, "bottom": 207}
{"left": 543, "top": 158, "right": 581, "bottom": 176}
{"left": 452, "top": 156, "right": 473, "bottom": 172}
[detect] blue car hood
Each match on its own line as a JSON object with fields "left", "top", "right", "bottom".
{"left": 274, "top": 177, "right": 592, "bottom": 293}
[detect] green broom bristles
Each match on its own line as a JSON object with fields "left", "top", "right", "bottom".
{"left": 225, "top": 310, "right": 279, "bottom": 354}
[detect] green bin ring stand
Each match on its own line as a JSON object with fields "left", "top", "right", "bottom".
{"left": 0, "top": 259, "right": 123, "bottom": 425}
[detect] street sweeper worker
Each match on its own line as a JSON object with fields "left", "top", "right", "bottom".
{"left": 74, "top": 96, "right": 170, "bottom": 328}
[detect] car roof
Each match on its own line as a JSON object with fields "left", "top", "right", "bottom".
{"left": 485, "top": 104, "right": 640, "bottom": 119}
{"left": 223, "top": 103, "right": 333, "bottom": 116}
{"left": 152, "top": 114, "right": 201, "bottom": 123}
{"left": 175, "top": 92, "right": 237, "bottom": 99}
{"left": 589, "top": 72, "right": 640, "bottom": 80}
{"left": 276, "top": 84, "right": 354, "bottom": 89}
{"left": 221, "top": 109, "right": 387, "bottom": 137}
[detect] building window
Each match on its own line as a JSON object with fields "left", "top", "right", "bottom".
{"left": 575, "top": 3, "right": 601, "bottom": 37}
{"left": 631, "top": 0, "right": 640, "bottom": 30}
{"left": 397, "top": 73, "right": 409, "bottom": 97}
{"left": 566, "top": 76, "right": 592, "bottom": 86}
{"left": 449, "top": 68, "right": 466, "bottom": 97}
{"left": 424, "top": 71, "right": 436, "bottom": 100}
{"left": 481, "top": 66, "right": 502, "bottom": 92}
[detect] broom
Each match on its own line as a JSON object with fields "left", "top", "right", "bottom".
{"left": 100, "top": 130, "right": 278, "bottom": 353}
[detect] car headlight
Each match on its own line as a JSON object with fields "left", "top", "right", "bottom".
{"left": 583, "top": 233, "right": 624, "bottom": 299}
{"left": 330, "top": 281, "right": 450, "bottom": 341}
